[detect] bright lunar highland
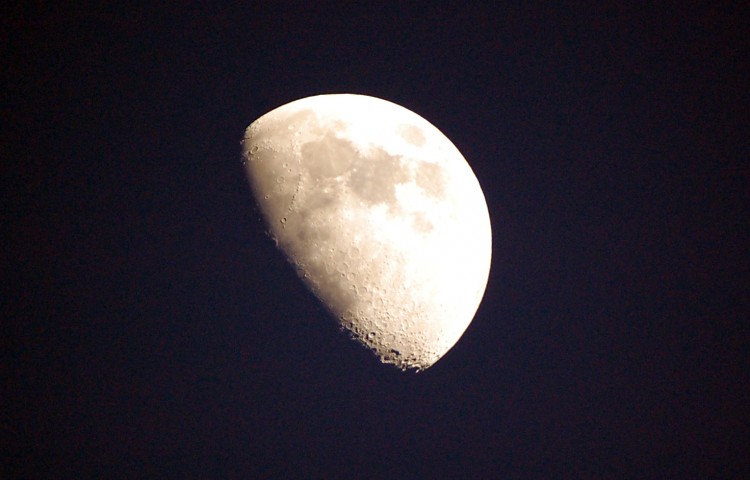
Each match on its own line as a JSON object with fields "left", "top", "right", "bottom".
{"left": 242, "top": 94, "right": 491, "bottom": 371}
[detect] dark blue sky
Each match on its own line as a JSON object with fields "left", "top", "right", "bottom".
{"left": 4, "top": 3, "right": 748, "bottom": 478}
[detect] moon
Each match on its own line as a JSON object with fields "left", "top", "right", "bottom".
{"left": 242, "top": 94, "right": 491, "bottom": 371}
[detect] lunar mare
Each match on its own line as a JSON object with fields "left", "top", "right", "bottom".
{"left": 242, "top": 94, "right": 491, "bottom": 370}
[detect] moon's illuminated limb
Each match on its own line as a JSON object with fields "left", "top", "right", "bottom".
{"left": 242, "top": 94, "right": 491, "bottom": 371}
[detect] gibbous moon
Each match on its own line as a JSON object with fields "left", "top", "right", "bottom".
{"left": 242, "top": 94, "right": 491, "bottom": 371}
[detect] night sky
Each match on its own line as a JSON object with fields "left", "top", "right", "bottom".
{"left": 4, "top": 3, "right": 749, "bottom": 478}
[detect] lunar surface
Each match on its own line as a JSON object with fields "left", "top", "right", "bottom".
{"left": 242, "top": 94, "right": 491, "bottom": 370}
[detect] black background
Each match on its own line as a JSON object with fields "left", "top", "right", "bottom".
{"left": 3, "top": 3, "right": 748, "bottom": 478}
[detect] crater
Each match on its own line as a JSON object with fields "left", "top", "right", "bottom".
{"left": 301, "top": 132, "right": 356, "bottom": 180}
{"left": 415, "top": 160, "right": 446, "bottom": 198}
{"left": 281, "top": 109, "right": 318, "bottom": 134}
{"left": 398, "top": 124, "right": 426, "bottom": 147}
{"left": 348, "top": 147, "right": 409, "bottom": 207}
{"left": 412, "top": 213, "right": 434, "bottom": 233}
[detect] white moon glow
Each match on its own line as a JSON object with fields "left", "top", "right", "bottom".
{"left": 242, "top": 94, "right": 491, "bottom": 370}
